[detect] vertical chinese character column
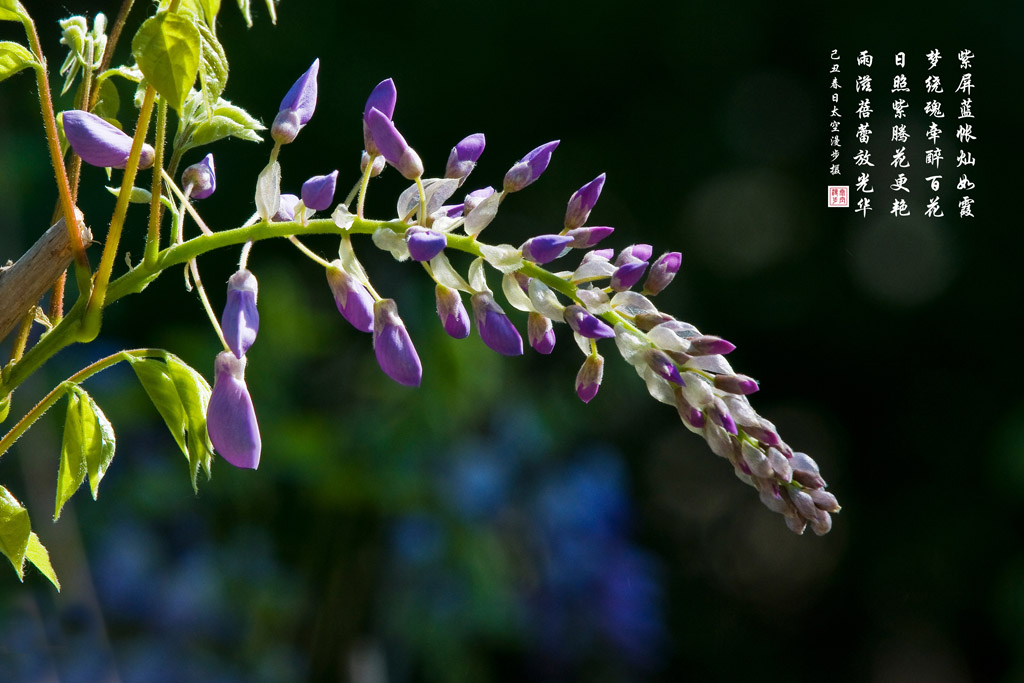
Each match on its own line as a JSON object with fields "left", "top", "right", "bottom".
{"left": 854, "top": 50, "right": 874, "bottom": 217}
{"left": 830, "top": 50, "right": 842, "bottom": 181}
{"left": 890, "top": 51, "right": 911, "bottom": 217}
{"left": 923, "top": 48, "right": 945, "bottom": 217}
{"left": 956, "top": 49, "right": 976, "bottom": 218}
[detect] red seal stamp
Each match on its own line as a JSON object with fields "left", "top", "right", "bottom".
{"left": 828, "top": 186, "right": 849, "bottom": 208}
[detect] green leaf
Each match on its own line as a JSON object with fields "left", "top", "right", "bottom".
{"left": 264, "top": 0, "right": 277, "bottom": 24}
{"left": 25, "top": 533, "right": 60, "bottom": 591}
{"left": 195, "top": 20, "right": 228, "bottom": 121}
{"left": 178, "top": 0, "right": 222, "bottom": 29}
{"left": 129, "top": 357, "right": 187, "bottom": 455}
{"left": 106, "top": 184, "right": 153, "bottom": 203}
{"left": 0, "top": 41, "right": 37, "bottom": 83}
{"left": 131, "top": 12, "right": 201, "bottom": 111}
{"left": 165, "top": 353, "right": 214, "bottom": 490}
{"left": 0, "top": 486, "right": 31, "bottom": 580}
{"left": 176, "top": 97, "right": 264, "bottom": 154}
{"left": 92, "top": 77, "right": 120, "bottom": 121}
{"left": 235, "top": 0, "right": 253, "bottom": 27}
{"left": 80, "top": 390, "right": 116, "bottom": 500}
{"left": 0, "top": 0, "right": 26, "bottom": 23}
{"left": 55, "top": 387, "right": 102, "bottom": 520}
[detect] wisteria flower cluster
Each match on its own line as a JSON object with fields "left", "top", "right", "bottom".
{"left": 0, "top": 0, "right": 836, "bottom": 592}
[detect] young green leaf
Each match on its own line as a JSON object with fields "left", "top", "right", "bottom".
{"left": 0, "top": 41, "right": 37, "bottom": 83}
{"left": 235, "top": 0, "right": 253, "bottom": 27}
{"left": 129, "top": 356, "right": 188, "bottom": 455}
{"left": 91, "top": 77, "right": 120, "bottom": 121}
{"left": 165, "top": 353, "right": 215, "bottom": 491}
{"left": 81, "top": 391, "right": 116, "bottom": 500}
{"left": 195, "top": 20, "right": 228, "bottom": 121}
{"left": 25, "top": 533, "right": 60, "bottom": 591}
{"left": 54, "top": 386, "right": 112, "bottom": 519}
{"left": 105, "top": 184, "right": 153, "bottom": 203}
{"left": 0, "top": 485, "right": 31, "bottom": 580}
{"left": 131, "top": 12, "right": 201, "bottom": 111}
{"left": 0, "top": 0, "right": 26, "bottom": 23}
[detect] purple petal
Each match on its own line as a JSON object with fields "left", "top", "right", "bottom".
{"left": 616, "top": 244, "right": 653, "bottom": 265}
{"left": 326, "top": 261, "right": 374, "bottom": 333}
{"left": 688, "top": 335, "right": 736, "bottom": 356}
{"left": 363, "top": 78, "right": 397, "bottom": 122}
{"left": 566, "top": 226, "right": 614, "bottom": 248}
{"left": 301, "top": 170, "right": 338, "bottom": 212}
{"left": 610, "top": 261, "right": 648, "bottom": 291}
{"left": 575, "top": 354, "right": 604, "bottom": 403}
{"left": 564, "top": 173, "right": 606, "bottom": 230}
{"left": 521, "top": 234, "right": 574, "bottom": 264}
{"left": 471, "top": 292, "right": 523, "bottom": 356}
{"left": 62, "top": 109, "right": 155, "bottom": 169}
{"left": 366, "top": 107, "right": 423, "bottom": 180}
{"left": 502, "top": 140, "right": 559, "bottom": 192}
{"left": 445, "top": 133, "right": 486, "bottom": 179}
{"left": 527, "top": 312, "right": 556, "bottom": 354}
{"left": 436, "top": 284, "right": 471, "bottom": 339}
{"left": 713, "top": 374, "right": 759, "bottom": 395}
{"left": 645, "top": 349, "right": 684, "bottom": 385}
{"left": 182, "top": 153, "right": 216, "bottom": 199}
{"left": 207, "top": 352, "right": 261, "bottom": 469}
{"left": 406, "top": 227, "right": 447, "bottom": 262}
{"left": 643, "top": 252, "right": 682, "bottom": 295}
{"left": 373, "top": 299, "right": 422, "bottom": 387}
{"left": 279, "top": 58, "right": 319, "bottom": 124}
{"left": 563, "top": 304, "right": 614, "bottom": 339}
{"left": 272, "top": 194, "right": 300, "bottom": 222}
{"left": 221, "top": 269, "right": 259, "bottom": 358}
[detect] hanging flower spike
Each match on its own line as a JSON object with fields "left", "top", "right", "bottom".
{"left": 471, "top": 292, "right": 523, "bottom": 356}
{"left": 301, "top": 170, "right": 338, "bottom": 212}
{"left": 326, "top": 260, "right": 374, "bottom": 333}
{"left": 643, "top": 252, "right": 682, "bottom": 295}
{"left": 362, "top": 78, "right": 397, "bottom": 157}
{"left": 365, "top": 108, "right": 423, "bottom": 180}
{"left": 406, "top": 227, "right": 447, "bottom": 262}
{"left": 527, "top": 312, "right": 556, "bottom": 354}
{"left": 272, "top": 194, "right": 300, "bottom": 222}
{"left": 373, "top": 299, "right": 422, "bottom": 387}
{"left": 503, "top": 140, "right": 559, "bottom": 193}
{"left": 222, "top": 269, "right": 259, "bottom": 358}
{"left": 435, "top": 284, "right": 471, "bottom": 339}
{"left": 62, "top": 109, "right": 155, "bottom": 169}
{"left": 181, "top": 153, "right": 216, "bottom": 199}
{"left": 575, "top": 354, "right": 604, "bottom": 403}
{"left": 444, "top": 133, "right": 486, "bottom": 180}
{"left": 564, "top": 173, "right": 606, "bottom": 230}
{"left": 207, "top": 352, "right": 261, "bottom": 469}
{"left": 521, "top": 234, "right": 574, "bottom": 264}
{"left": 563, "top": 304, "right": 615, "bottom": 339}
{"left": 271, "top": 58, "right": 319, "bottom": 144}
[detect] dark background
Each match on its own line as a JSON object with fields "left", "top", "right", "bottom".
{"left": 1, "top": 0, "right": 1022, "bottom": 681}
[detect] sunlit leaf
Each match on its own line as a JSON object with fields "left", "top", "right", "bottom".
{"left": 0, "top": 0, "right": 26, "bottom": 23}
{"left": 106, "top": 184, "right": 152, "bottom": 203}
{"left": 129, "top": 356, "right": 187, "bottom": 454}
{"left": 81, "top": 390, "right": 116, "bottom": 500}
{"left": 131, "top": 12, "right": 201, "bottom": 111}
{"left": 0, "top": 41, "right": 37, "bottom": 83}
{"left": 54, "top": 389, "right": 88, "bottom": 521}
{"left": 165, "top": 353, "right": 215, "bottom": 491}
{"left": 195, "top": 20, "right": 228, "bottom": 120}
{"left": 25, "top": 533, "right": 60, "bottom": 591}
{"left": 0, "top": 486, "right": 31, "bottom": 580}
{"left": 91, "top": 77, "right": 120, "bottom": 121}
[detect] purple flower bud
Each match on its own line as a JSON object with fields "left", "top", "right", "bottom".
{"left": 272, "top": 58, "right": 319, "bottom": 144}
{"left": 407, "top": 227, "right": 447, "bottom": 262}
{"left": 463, "top": 187, "right": 494, "bottom": 214}
{"left": 590, "top": 248, "right": 615, "bottom": 261}
{"left": 301, "top": 170, "right": 338, "bottom": 212}
{"left": 207, "top": 351, "right": 261, "bottom": 470}
{"left": 644, "top": 348, "right": 684, "bottom": 385}
{"left": 181, "top": 153, "right": 216, "bottom": 199}
{"left": 362, "top": 78, "right": 397, "bottom": 156}
{"left": 272, "top": 193, "right": 300, "bottom": 222}
{"left": 435, "top": 284, "right": 470, "bottom": 339}
{"left": 445, "top": 133, "right": 486, "bottom": 179}
{"left": 563, "top": 304, "right": 615, "bottom": 339}
{"left": 616, "top": 244, "right": 653, "bottom": 264}
{"left": 62, "top": 109, "right": 155, "bottom": 169}
{"left": 643, "top": 252, "right": 682, "bottom": 295}
{"left": 575, "top": 354, "right": 604, "bottom": 403}
{"left": 527, "top": 312, "right": 556, "bottom": 354}
{"left": 502, "top": 140, "right": 559, "bottom": 192}
{"left": 610, "top": 261, "right": 648, "bottom": 291}
{"left": 708, "top": 398, "right": 738, "bottom": 435}
{"left": 221, "top": 269, "right": 259, "bottom": 358}
{"left": 373, "top": 299, "right": 422, "bottom": 387}
{"left": 564, "top": 173, "right": 605, "bottom": 230}
{"left": 326, "top": 260, "right": 374, "bottom": 333}
{"left": 713, "top": 373, "right": 759, "bottom": 395}
{"left": 471, "top": 292, "right": 523, "bottom": 356}
{"left": 360, "top": 150, "right": 386, "bottom": 177}
{"left": 566, "top": 226, "right": 614, "bottom": 249}
{"left": 688, "top": 335, "right": 736, "bottom": 356}
{"left": 521, "top": 234, "right": 574, "bottom": 264}
{"left": 790, "top": 452, "right": 826, "bottom": 489}
{"left": 365, "top": 107, "right": 423, "bottom": 180}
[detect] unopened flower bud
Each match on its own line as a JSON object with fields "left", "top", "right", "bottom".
{"left": 616, "top": 244, "right": 653, "bottom": 264}
{"left": 566, "top": 226, "right": 614, "bottom": 248}
{"left": 563, "top": 304, "right": 614, "bottom": 339}
{"left": 62, "top": 109, "right": 156, "bottom": 169}
{"left": 435, "top": 284, "right": 470, "bottom": 339}
{"left": 373, "top": 299, "right": 422, "bottom": 387}
{"left": 713, "top": 373, "right": 759, "bottom": 395}
{"left": 272, "top": 58, "right": 319, "bottom": 144}
{"left": 463, "top": 187, "right": 494, "bottom": 214}
{"left": 222, "top": 269, "right": 259, "bottom": 358}
{"left": 767, "top": 447, "right": 793, "bottom": 482}
{"left": 575, "top": 354, "right": 604, "bottom": 403}
{"left": 790, "top": 452, "right": 826, "bottom": 489}
{"left": 445, "top": 133, "right": 486, "bottom": 179}
{"left": 643, "top": 252, "right": 682, "bottom": 295}
{"left": 644, "top": 348, "right": 684, "bottom": 385}
{"left": 181, "top": 153, "right": 216, "bottom": 199}
{"left": 365, "top": 107, "right": 423, "bottom": 180}
{"left": 299, "top": 170, "right": 337, "bottom": 212}
{"left": 407, "top": 227, "right": 447, "bottom": 262}
{"left": 326, "top": 260, "right": 374, "bottom": 333}
{"left": 527, "top": 312, "right": 556, "bottom": 354}
{"left": 564, "top": 173, "right": 605, "bottom": 230}
{"left": 808, "top": 489, "right": 840, "bottom": 513}
{"left": 521, "top": 234, "right": 574, "bottom": 264}
{"left": 687, "top": 335, "right": 736, "bottom": 356}
{"left": 207, "top": 352, "right": 261, "bottom": 469}
{"left": 272, "top": 194, "right": 300, "bottom": 222}
{"left": 471, "top": 292, "right": 523, "bottom": 356}
{"left": 502, "top": 140, "right": 559, "bottom": 192}
{"left": 708, "top": 397, "right": 737, "bottom": 435}
{"left": 610, "top": 260, "right": 648, "bottom": 291}
{"left": 360, "top": 150, "right": 386, "bottom": 177}
{"left": 362, "top": 78, "right": 397, "bottom": 156}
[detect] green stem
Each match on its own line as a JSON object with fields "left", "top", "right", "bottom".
{"left": 145, "top": 100, "right": 169, "bottom": 267}
{"left": 0, "top": 348, "right": 166, "bottom": 460}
